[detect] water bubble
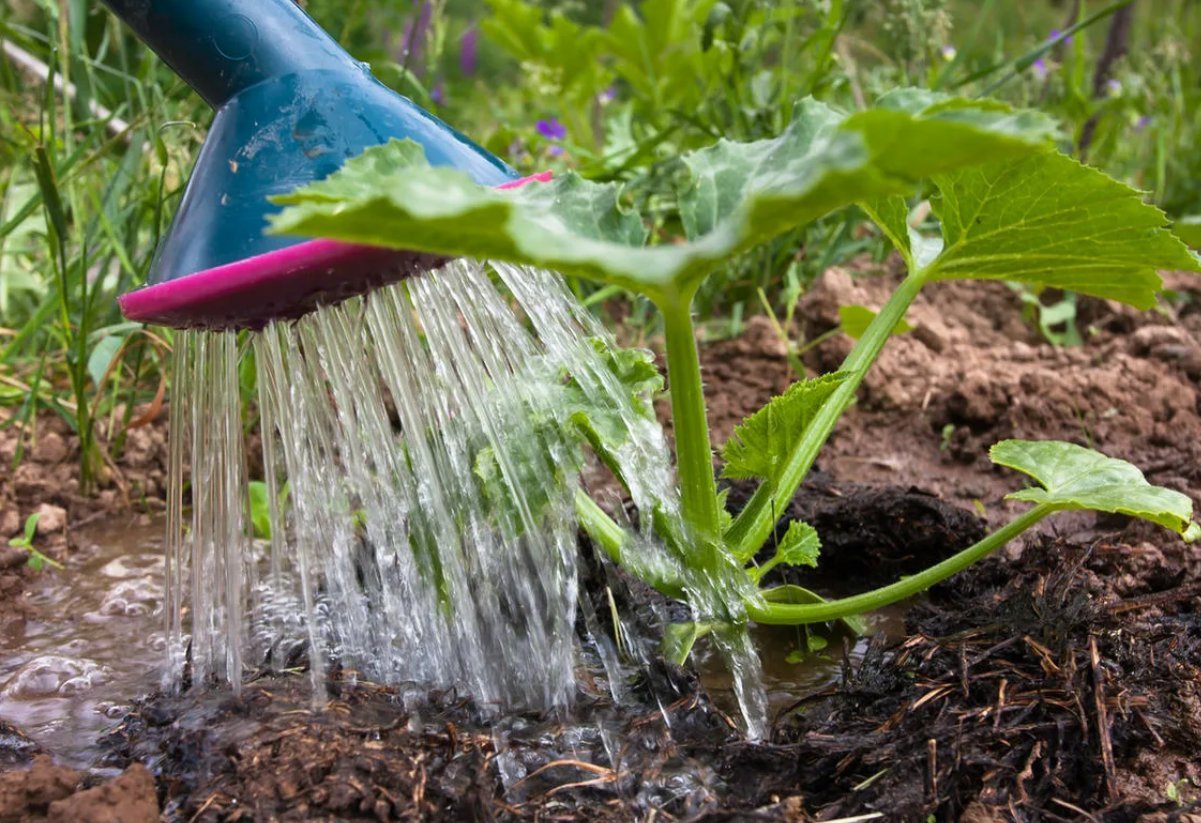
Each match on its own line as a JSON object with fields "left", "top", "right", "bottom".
{"left": 1, "top": 655, "right": 110, "bottom": 699}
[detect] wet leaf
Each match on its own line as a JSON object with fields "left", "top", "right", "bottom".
{"left": 662, "top": 621, "right": 713, "bottom": 667}
{"left": 247, "top": 481, "right": 272, "bottom": 540}
{"left": 990, "top": 439, "right": 1200, "bottom": 540}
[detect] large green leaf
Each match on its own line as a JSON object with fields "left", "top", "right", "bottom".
{"left": 990, "top": 439, "right": 1200, "bottom": 540}
{"left": 271, "top": 93, "right": 1055, "bottom": 302}
{"left": 720, "top": 372, "right": 848, "bottom": 484}
{"left": 926, "top": 152, "right": 1201, "bottom": 309}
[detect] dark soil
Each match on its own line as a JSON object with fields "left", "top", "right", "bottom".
{"left": 3, "top": 263, "right": 1201, "bottom": 820}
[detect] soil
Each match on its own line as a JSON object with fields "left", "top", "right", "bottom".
{"left": 0, "top": 406, "right": 169, "bottom": 638}
{"left": 3, "top": 263, "right": 1201, "bottom": 820}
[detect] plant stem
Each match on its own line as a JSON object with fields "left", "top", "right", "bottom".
{"left": 574, "top": 489, "right": 686, "bottom": 599}
{"left": 661, "top": 294, "right": 722, "bottom": 545}
{"left": 746, "top": 504, "right": 1053, "bottom": 624}
{"left": 727, "top": 270, "right": 929, "bottom": 561}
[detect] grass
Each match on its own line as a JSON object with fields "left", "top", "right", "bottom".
{"left": 1, "top": 0, "right": 1198, "bottom": 490}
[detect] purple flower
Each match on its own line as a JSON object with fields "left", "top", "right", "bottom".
{"left": 430, "top": 82, "right": 446, "bottom": 105}
{"left": 399, "top": 2, "right": 433, "bottom": 64}
{"left": 547, "top": 145, "right": 565, "bottom": 157}
{"left": 1031, "top": 57, "right": 1049, "bottom": 80}
{"left": 940, "top": 44, "right": 957, "bottom": 61}
{"left": 597, "top": 85, "right": 617, "bottom": 105}
{"left": 1134, "top": 115, "right": 1151, "bottom": 131}
{"left": 459, "top": 26, "right": 478, "bottom": 76}
{"left": 1105, "top": 78, "right": 1122, "bottom": 97}
{"left": 1049, "top": 28, "right": 1072, "bottom": 45}
{"left": 536, "top": 118, "right": 567, "bottom": 141}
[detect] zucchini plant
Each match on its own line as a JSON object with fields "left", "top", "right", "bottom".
{"left": 270, "top": 89, "right": 1201, "bottom": 731}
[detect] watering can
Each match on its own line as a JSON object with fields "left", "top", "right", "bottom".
{"left": 101, "top": 0, "right": 527, "bottom": 329}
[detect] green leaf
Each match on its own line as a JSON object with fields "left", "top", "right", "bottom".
{"left": 861, "top": 196, "right": 913, "bottom": 263}
{"left": 661, "top": 621, "right": 713, "bottom": 667}
{"left": 271, "top": 92, "right": 1055, "bottom": 301}
{"left": 926, "top": 152, "right": 1201, "bottom": 309}
{"left": 564, "top": 340, "right": 662, "bottom": 490}
{"left": 247, "top": 481, "right": 272, "bottom": 540}
{"left": 22, "top": 512, "right": 40, "bottom": 544}
{"left": 1175, "top": 215, "right": 1201, "bottom": 249}
{"left": 87, "top": 333, "right": 124, "bottom": 388}
{"left": 990, "top": 439, "right": 1199, "bottom": 539}
{"left": 838, "top": 304, "right": 913, "bottom": 340}
{"left": 720, "top": 372, "right": 849, "bottom": 484}
{"left": 775, "top": 519, "right": 821, "bottom": 568}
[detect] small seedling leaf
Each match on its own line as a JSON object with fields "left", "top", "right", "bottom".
{"left": 23, "top": 512, "right": 40, "bottom": 544}
{"left": 926, "top": 152, "right": 1201, "bottom": 308}
{"left": 721, "top": 372, "right": 849, "bottom": 484}
{"left": 776, "top": 520, "right": 821, "bottom": 568}
{"left": 990, "top": 439, "right": 1199, "bottom": 539}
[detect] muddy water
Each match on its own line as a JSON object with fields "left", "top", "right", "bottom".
{"left": 0, "top": 513, "right": 904, "bottom": 772}
{"left": 0, "top": 518, "right": 166, "bottom": 769}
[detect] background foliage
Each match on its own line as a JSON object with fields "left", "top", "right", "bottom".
{"left": 2, "top": 0, "right": 1198, "bottom": 485}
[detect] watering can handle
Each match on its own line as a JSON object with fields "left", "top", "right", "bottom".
{"left": 99, "top": 0, "right": 360, "bottom": 109}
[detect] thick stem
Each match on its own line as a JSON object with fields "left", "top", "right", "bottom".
{"left": 747, "top": 504, "right": 1053, "bottom": 624}
{"left": 661, "top": 295, "right": 722, "bottom": 546}
{"left": 727, "top": 270, "right": 929, "bottom": 561}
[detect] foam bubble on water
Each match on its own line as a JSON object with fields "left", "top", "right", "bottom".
{"left": 1, "top": 656, "right": 110, "bottom": 699}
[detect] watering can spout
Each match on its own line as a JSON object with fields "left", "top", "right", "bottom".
{"left": 102, "top": 0, "right": 523, "bottom": 329}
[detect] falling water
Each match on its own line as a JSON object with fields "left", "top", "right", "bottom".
{"left": 163, "top": 259, "right": 768, "bottom": 732}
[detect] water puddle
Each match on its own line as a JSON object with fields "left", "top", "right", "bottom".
{"left": 0, "top": 518, "right": 166, "bottom": 769}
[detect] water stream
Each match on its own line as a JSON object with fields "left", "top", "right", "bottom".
{"left": 161, "top": 261, "right": 757, "bottom": 724}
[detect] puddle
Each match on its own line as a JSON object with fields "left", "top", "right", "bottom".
{"left": 696, "top": 610, "right": 907, "bottom": 723}
{"left": 0, "top": 513, "right": 908, "bottom": 773}
{"left": 0, "top": 517, "right": 166, "bottom": 769}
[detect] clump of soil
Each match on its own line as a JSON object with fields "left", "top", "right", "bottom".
{"left": 0, "top": 756, "right": 158, "bottom": 823}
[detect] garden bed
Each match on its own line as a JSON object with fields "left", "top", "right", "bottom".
{"left": 2, "top": 273, "right": 1200, "bottom": 821}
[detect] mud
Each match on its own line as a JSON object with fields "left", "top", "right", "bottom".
{"left": 2, "top": 262, "right": 1200, "bottom": 820}
{"left": 82, "top": 507, "right": 1201, "bottom": 822}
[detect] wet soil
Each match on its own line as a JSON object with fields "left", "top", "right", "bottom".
{"left": 3, "top": 264, "right": 1201, "bottom": 820}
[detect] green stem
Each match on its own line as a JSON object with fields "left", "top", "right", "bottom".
{"left": 661, "top": 294, "right": 722, "bottom": 546}
{"left": 727, "top": 270, "right": 929, "bottom": 561}
{"left": 747, "top": 504, "right": 1053, "bottom": 624}
{"left": 574, "top": 489, "right": 686, "bottom": 599}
